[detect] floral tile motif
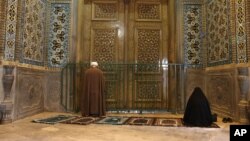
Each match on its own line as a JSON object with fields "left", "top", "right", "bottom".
{"left": 5, "top": 0, "right": 18, "bottom": 60}
{"left": 206, "top": 0, "right": 232, "bottom": 66}
{"left": 183, "top": 4, "right": 202, "bottom": 67}
{"left": 48, "top": 3, "right": 71, "bottom": 67}
{"left": 235, "top": 0, "right": 247, "bottom": 63}
{"left": 22, "top": 0, "right": 47, "bottom": 65}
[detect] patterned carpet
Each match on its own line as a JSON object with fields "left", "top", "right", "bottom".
{"left": 32, "top": 115, "right": 219, "bottom": 128}
{"left": 61, "top": 116, "right": 100, "bottom": 125}
{"left": 32, "top": 115, "right": 75, "bottom": 124}
{"left": 96, "top": 116, "right": 129, "bottom": 125}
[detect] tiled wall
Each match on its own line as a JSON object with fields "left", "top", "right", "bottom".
{"left": 235, "top": 0, "right": 247, "bottom": 63}
{"left": 183, "top": 4, "right": 203, "bottom": 66}
{"left": 0, "top": 0, "right": 7, "bottom": 59}
{"left": 3, "top": 0, "right": 71, "bottom": 68}
{"left": 48, "top": 2, "right": 71, "bottom": 67}
{"left": 4, "top": 0, "right": 18, "bottom": 60}
{"left": 247, "top": 0, "right": 250, "bottom": 60}
{"left": 206, "top": 0, "right": 232, "bottom": 66}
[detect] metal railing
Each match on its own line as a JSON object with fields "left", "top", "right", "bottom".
{"left": 61, "top": 63, "right": 189, "bottom": 113}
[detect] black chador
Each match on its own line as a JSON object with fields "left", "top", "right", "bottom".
{"left": 183, "top": 87, "right": 213, "bottom": 127}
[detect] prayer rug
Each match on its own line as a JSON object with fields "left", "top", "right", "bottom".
{"left": 183, "top": 123, "right": 220, "bottom": 128}
{"left": 154, "top": 118, "right": 183, "bottom": 127}
{"left": 210, "top": 123, "right": 220, "bottom": 128}
{"left": 181, "top": 120, "right": 220, "bottom": 128}
{"left": 32, "top": 115, "right": 75, "bottom": 124}
{"left": 95, "top": 116, "right": 129, "bottom": 125}
{"left": 126, "top": 117, "right": 155, "bottom": 126}
{"left": 61, "top": 116, "right": 100, "bottom": 125}
{"left": 32, "top": 115, "right": 220, "bottom": 128}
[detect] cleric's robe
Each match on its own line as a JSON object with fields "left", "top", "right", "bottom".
{"left": 183, "top": 87, "right": 213, "bottom": 127}
{"left": 81, "top": 67, "right": 106, "bottom": 117}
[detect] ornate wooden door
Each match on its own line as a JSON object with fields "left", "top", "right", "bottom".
{"left": 126, "top": 0, "right": 169, "bottom": 111}
{"left": 78, "top": 0, "right": 169, "bottom": 111}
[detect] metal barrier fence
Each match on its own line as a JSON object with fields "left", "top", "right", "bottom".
{"left": 61, "top": 63, "right": 188, "bottom": 113}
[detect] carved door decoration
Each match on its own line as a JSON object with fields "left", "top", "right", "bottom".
{"left": 79, "top": 0, "right": 168, "bottom": 111}
{"left": 127, "top": 0, "right": 168, "bottom": 110}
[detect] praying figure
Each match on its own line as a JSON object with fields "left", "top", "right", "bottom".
{"left": 81, "top": 62, "right": 106, "bottom": 117}
{"left": 183, "top": 87, "right": 213, "bottom": 127}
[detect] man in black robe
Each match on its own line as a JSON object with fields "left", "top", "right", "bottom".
{"left": 183, "top": 87, "right": 213, "bottom": 127}
{"left": 81, "top": 62, "right": 106, "bottom": 117}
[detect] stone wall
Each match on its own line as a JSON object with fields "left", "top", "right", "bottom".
{"left": 14, "top": 67, "right": 45, "bottom": 120}
{"left": 185, "top": 68, "right": 205, "bottom": 104}
{"left": 13, "top": 67, "right": 64, "bottom": 120}
{"left": 0, "top": 63, "right": 64, "bottom": 122}
{"left": 44, "top": 71, "right": 65, "bottom": 112}
{"left": 206, "top": 66, "right": 238, "bottom": 120}
{"left": 0, "top": 0, "right": 71, "bottom": 123}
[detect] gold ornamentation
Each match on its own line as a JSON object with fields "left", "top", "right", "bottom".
{"left": 93, "top": 28, "right": 117, "bottom": 63}
{"left": 137, "top": 29, "right": 160, "bottom": 64}
{"left": 92, "top": 1, "right": 118, "bottom": 20}
{"left": 136, "top": 81, "right": 160, "bottom": 100}
{"left": 136, "top": 2, "right": 161, "bottom": 21}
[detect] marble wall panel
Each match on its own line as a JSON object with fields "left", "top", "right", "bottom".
{"left": 0, "top": 67, "right": 4, "bottom": 102}
{"left": 185, "top": 69, "right": 205, "bottom": 103}
{"left": 14, "top": 68, "right": 45, "bottom": 120}
{"left": 206, "top": 69, "right": 238, "bottom": 119}
{"left": 44, "top": 71, "right": 65, "bottom": 112}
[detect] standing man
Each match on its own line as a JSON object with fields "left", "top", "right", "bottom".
{"left": 81, "top": 62, "right": 106, "bottom": 117}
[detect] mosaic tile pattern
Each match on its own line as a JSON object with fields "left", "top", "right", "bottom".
{"left": 235, "top": 0, "right": 247, "bottom": 63}
{"left": 4, "top": 0, "right": 18, "bottom": 60}
{"left": 0, "top": 0, "right": 7, "bottom": 57}
{"left": 207, "top": 0, "right": 232, "bottom": 66}
{"left": 22, "top": 0, "right": 47, "bottom": 65}
{"left": 48, "top": 3, "right": 71, "bottom": 67}
{"left": 183, "top": 5, "right": 202, "bottom": 66}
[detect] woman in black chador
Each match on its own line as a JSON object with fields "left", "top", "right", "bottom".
{"left": 183, "top": 87, "right": 213, "bottom": 127}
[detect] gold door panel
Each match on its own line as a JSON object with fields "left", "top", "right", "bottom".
{"left": 77, "top": 0, "right": 169, "bottom": 111}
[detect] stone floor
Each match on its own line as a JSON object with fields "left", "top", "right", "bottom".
{"left": 0, "top": 112, "right": 236, "bottom": 141}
